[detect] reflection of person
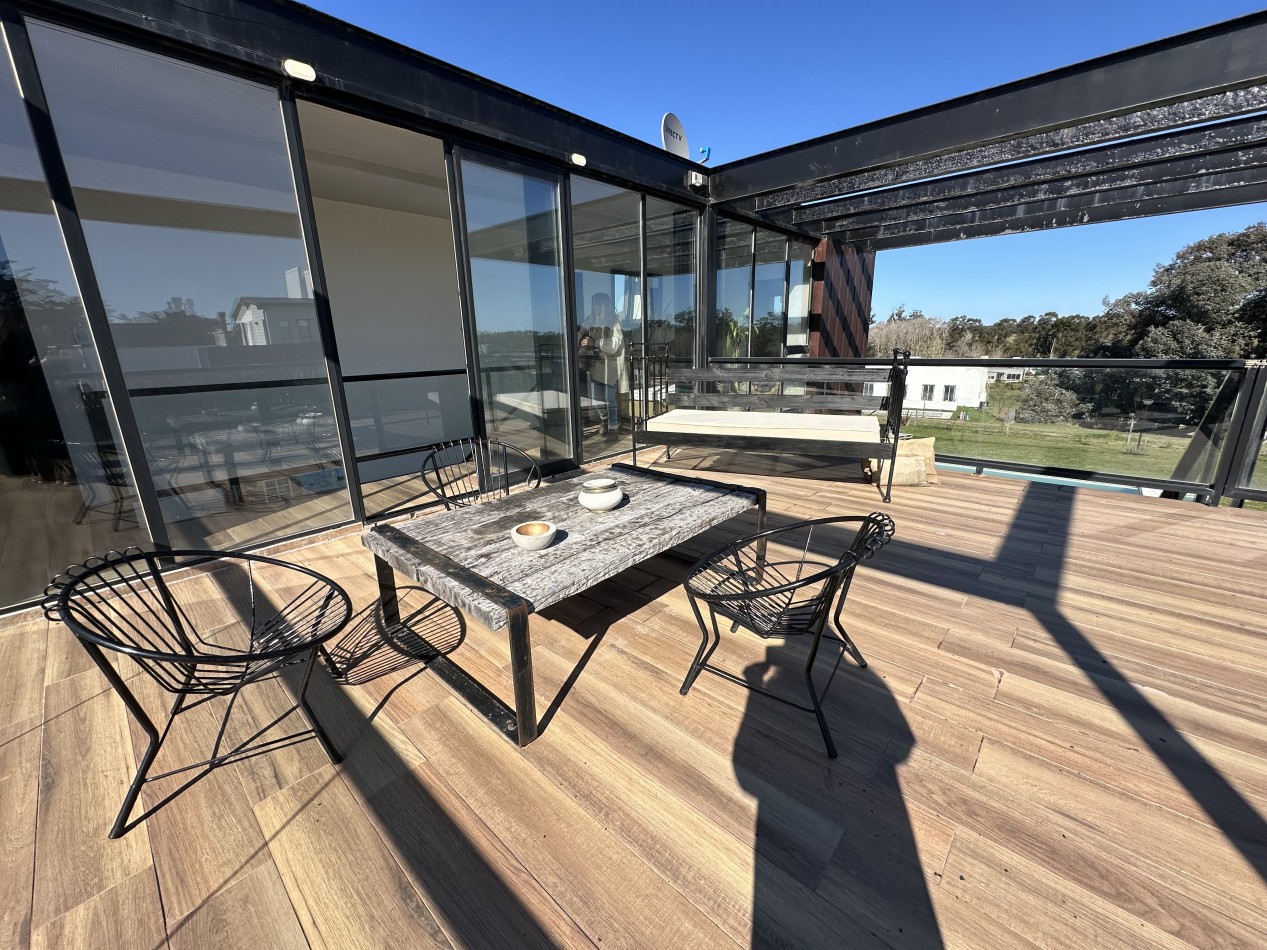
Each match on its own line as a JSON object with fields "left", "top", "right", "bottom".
{"left": 579, "top": 292, "right": 629, "bottom": 437}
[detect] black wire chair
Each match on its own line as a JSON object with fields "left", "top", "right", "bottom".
{"left": 42, "top": 547, "right": 351, "bottom": 838}
{"left": 418, "top": 437, "right": 541, "bottom": 510}
{"left": 680, "top": 513, "right": 895, "bottom": 757}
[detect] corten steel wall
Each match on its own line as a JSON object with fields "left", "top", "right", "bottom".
{"left": 808, "top": 238, "right": 873, "bottom": 358}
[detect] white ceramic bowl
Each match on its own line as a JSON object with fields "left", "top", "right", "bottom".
{"left": 578, "top": 478, "right": 623, "bottom": 511}
{"left": 511, "top": 521, "right": 557, "bottom": 550}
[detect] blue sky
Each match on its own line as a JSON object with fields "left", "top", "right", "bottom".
{"left": 305, "top": 0, "right": 1267, "bottom": 323}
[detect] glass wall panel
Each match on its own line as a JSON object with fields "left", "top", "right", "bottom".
{"left": 752, "top": 228, "right": 788, "bottom": 358}
{"left": 297, "top": 102, "right": 473, "bottom": 513}
{"left": 902, "top": 366, "right": 1243, "bottom": 486}
{"left": 786, "top": 240, "right": 815, "bottom": 356}
{"left": 713, "top": 218, "right": 753, "bottom": 359}
{"left": 29, "top": 22, "right": 353, "bottom": 546}
{"left": 645, "top": 196, "right": 697, "bottom": 365}
{"left": 461, "top": 158, "right": 570, "bottom": 464}
{"left": 571, "top": 176, "right": 639, "bottom": 459}
{"left": 344, "top": 375, "right": 471, "bottom": 456}
{"left": 0, "top": 28, "right": 147, "bottom": 607}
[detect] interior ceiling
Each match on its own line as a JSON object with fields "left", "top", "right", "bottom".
{"left": 709, "top": 12, "right": 1267, "bottom": 250}
{"left": 297, "top": 102, "right": 450, "bottom": 218}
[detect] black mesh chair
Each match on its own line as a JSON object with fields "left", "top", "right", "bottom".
{"left": 419, "top": 437, "right": 541, "bottom": 510}
{"left": 680, "top": 513, "right": 895, "bottom": 757}
{"left": 43, "top": 548, "right": 351, "bottom": 838}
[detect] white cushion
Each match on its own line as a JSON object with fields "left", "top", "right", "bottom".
{"left": 644, "top": 409, "right": 881, "bottom": 443}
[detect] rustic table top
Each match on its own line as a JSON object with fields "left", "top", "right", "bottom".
{"left": 362, "top": 463, "right": 760, "bottom": 631}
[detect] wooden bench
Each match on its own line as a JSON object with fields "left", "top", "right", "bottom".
{"left": 631, "top": 350, "right": 909, "bottom": 502}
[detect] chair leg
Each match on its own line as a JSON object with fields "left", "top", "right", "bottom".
{"left": 680, "top": 596, "right": 721, "bottom": 696}
{"left": 831, "top": 597, "right": 867, "bottom": 668}
{"left": 804, "top": 625, "right": 838, "bottom": 758}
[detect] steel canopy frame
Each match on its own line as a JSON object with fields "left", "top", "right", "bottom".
{"left": 706, "top": 11, "right": 1267, "bottom": 249}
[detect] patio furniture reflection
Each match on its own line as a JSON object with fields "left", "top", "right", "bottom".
{"left": 43, "top": 548, "right": 350, "bottom": 838}
{"left": 681, "top": 513, "right": 894, "bottom": 756}
{"left": 64, "top": 441, "right": 134, "bottom": 531}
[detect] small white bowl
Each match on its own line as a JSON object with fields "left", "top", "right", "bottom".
{"left": 578, "top": 480, "right": 623, "bottom": 511}
{"left": 511, "top": 521, "right": 556, "bottom": 550}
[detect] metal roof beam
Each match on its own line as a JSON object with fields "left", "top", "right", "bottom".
{"left": 785, "top": 112, "right": 1267, "bottom": 226}
{"left": 821, "top": 142, "right": 1267, "bottom": 233}
{"left": 709, "top": 12, "right": 1267, "bottom": 207}
{"left": 834, "top": 169, "right": 1267, "bottom": 249}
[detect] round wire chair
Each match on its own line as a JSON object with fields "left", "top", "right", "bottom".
{"left": 43, "top": 547, "right": 351, "bottom": 838}
{"left": 681, "top": 513, "right": 895, "bottom": 757}
{"left": 419, "top": 437, "right": 541, "bottom": 510}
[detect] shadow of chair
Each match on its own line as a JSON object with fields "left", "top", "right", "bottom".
{"left": 418, "top": 437, "right": 541, "bottom": 510}
{"left": 42, "top": 547, "right": 351, "bottom": 838}
{"left": 680, "top": 512, "right": 895, "bottom": 756}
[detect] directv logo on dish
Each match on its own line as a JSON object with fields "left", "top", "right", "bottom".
{"left": 661, "top": 112, "right": 689, "bottom": 158}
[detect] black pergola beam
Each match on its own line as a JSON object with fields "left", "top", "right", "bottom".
{"left": 709, "top": 11, "right": 1267, "bottom": 208}
{"left": 23, "top": 0, "right": 700, "bottom": 200}
{"left": 786, "top": 112, "right": 1267, "bottom": 226}
{"left": 821, "top": 141, "right": 1267, "bottom": 233}
{"left": 846, "top": 177, "right": 1267, "bottom": 250}
{"left": 760, "top": 84, "right": 1267, "bottom": 215}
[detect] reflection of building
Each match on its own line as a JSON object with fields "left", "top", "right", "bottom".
{"left": 231, "top": 298, "right": 320, "bottom": 346}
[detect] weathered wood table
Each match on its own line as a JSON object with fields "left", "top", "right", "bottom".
{"left": 362, "top": 462, "right": 765, "bottom": 746}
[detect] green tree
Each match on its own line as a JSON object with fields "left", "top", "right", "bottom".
{"left": 1016, "top": 375, "right": 1081, "bottom": 424}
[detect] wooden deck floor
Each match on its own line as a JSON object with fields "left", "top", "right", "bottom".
{"left": 4, "top": 456, "right": 1267, "bottom": 949}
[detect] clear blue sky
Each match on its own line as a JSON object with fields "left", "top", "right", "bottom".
{"left": 306, "top": 0, "right": 1267, "bottom": 323}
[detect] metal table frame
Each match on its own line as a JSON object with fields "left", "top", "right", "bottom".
{"left": 362, "top": 462, "right": 766, "bottom": 746}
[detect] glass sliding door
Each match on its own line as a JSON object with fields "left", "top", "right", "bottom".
{"left": 570, "top": 176, "right": 640, "bottom": 460}
{"left": 645, "top": 197, "right": 697, "bottom": 366}
{"left": 752, "top": 228, "right": 789, "bottom": 358}
{"left": 28, "top": 21, "right": 353, "bottom": 549}
{"left": 786, "top": 240, "right": 815, "bottom": 356}
{"left": 0, "top": 28, "right": 147, "bottom": 606}
{"left": 297, "top": 102, "right": 472, "bottom": 517}
{"left": 713, "top": 218, "right": 754, "bottom": 359}
{"left": 459, "top": 156, "right": 571, "bottom": 465}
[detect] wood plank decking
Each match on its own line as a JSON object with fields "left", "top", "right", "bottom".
{"left": 3, "top": 456, "right": 1266, "bottom": 949}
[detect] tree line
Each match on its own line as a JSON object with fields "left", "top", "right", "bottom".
{"left": 867, "top": 222, "right": 1267, "bottom": 361}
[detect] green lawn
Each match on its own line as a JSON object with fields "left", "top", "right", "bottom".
{"left": 900, "top": 413, "right": 1197, "bottom": 481}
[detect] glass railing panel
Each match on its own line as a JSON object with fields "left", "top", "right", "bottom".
{"left": 900, "top": 366, "right": 1243, "bottom": 485}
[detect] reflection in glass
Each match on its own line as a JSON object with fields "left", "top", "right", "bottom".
{"left": 30, "top": 22, "right": 352, "bottom": 546}
{"left": 134, "top": 385, "right": 346, "bottom": 549}
{"left": 0, "top": 33, "right": 147, "bottom": 608}
{"left": 752, "top": 228, "right": 788, "bottom": 358}
{"left": 571, "top": 177, "right": 639, "bottom": 460}
{"left": 461, "top": 159, "right": 570, "bottom": 464}
{"left": 786, "top": 240, "right": 815, "bottom": 356}
{"left": 345, "top": 375, "right": 472, "bottom": 456}
{"left": 714, "top": 218, "right": 753, "bottom": 359}
{"left": 645, "top": 197, "right": 697, "bottom": 366}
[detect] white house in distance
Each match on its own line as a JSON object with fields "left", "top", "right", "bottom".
{"left": 867, "top": 365, "right": 990, "bottom": 419}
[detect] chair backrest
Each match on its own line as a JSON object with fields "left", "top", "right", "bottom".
{"left": 685, "top": 512, "right": 894, "bottom": 639}
{"left": 419, "top": 437, "right": 541, "bottom": 510}
{"left": 43, "top": 547, "right": 350, "bottom": 693}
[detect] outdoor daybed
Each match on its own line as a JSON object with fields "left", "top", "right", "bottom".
{"left": 631, "top": 350, "right": 909, "bottom": 502}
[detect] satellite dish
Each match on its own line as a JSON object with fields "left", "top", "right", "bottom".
{"left": 661, "top": 112, "right": 689, "bottom": 159}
